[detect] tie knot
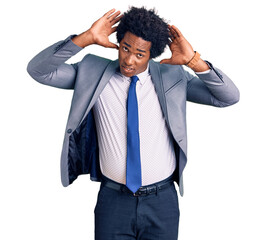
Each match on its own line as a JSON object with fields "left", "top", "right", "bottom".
{"left": 131, "top": 75, "right": 139, "bottom": 84}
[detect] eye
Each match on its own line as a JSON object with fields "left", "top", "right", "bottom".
{"left": 123, "top": 46, "right": 129, "bottom": 52}
{"left": 137, "top": 53, "right": 144, "bottom": 58}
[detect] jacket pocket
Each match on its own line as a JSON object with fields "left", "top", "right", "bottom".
{"left": 165, "top": 78, "right": 183, "bottom": 94}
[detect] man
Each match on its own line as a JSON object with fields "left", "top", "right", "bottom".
{"left": 27, "top": 6, "right": 239, "bottom": 240}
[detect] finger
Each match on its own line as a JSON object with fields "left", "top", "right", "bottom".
{"left": 105, "top": 41, "right": 119, "bottom": 49}
{"left": 103, "top": 9, "right": 116, "bottom": 18}
{"left": 112, "top": 14, "right": 123, "bottom": 25}
{"left": 160, "top": 58, "right": 172, "bottom": 65}
{"left": 109, "top": 11, "right": 121, "bottom": 21}
{"left": 168, "top": 31, "right": 175, "bottom": 41}
{"left": 169, "top": 26, "right": 179, "bottom": 39}
{"left": 166, "top": 36, "right": 173, "bottom": 47}
{"left": 171, "top": 25, "right": 183, "bottom": 38}
{"left": 111, "top": 26, "right": 118, "bottom": 34}
{"left": 167, "top": 27, "right": 178, "bottom": 42}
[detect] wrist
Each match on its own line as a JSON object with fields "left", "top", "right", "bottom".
{"left": 186, "top": 51, "right": 210, "bottom": 72}
{"left": 186, "top": 51, "right": 200, "bottom": 68}
{"left": 72, "top": 30, "right": 95, "bottom": 48}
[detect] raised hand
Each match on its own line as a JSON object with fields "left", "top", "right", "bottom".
{"left": 160, "top": 25, "right": 195, "bottom": 65}
{"left": 160, "top": 25, "right": 209, "bottom": 72}
{"left": 72, "top": 9, "right": 123, "bottom": 49}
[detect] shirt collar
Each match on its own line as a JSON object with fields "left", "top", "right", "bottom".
{"left": 117, "top": 63, "right": 150, "bottom": 85}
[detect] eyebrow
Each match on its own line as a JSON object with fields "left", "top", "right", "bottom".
{"left": 123, "top": 42, "right": 146, "bottom": 53}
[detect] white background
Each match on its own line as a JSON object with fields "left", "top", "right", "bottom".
{"left": 1, "top": 0, "right": 266, "bottom": 239}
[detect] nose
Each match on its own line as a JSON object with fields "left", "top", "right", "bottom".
{"left": 124, "top": 54, "right": 134, "bottom": 66}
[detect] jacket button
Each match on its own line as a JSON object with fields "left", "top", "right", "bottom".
{"left": 67, "top": 129, "right": 72, "bottom": 133}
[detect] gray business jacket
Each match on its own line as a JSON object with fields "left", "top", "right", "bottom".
{"left": 27, "top": 35, "right": 240, "bottom": 196}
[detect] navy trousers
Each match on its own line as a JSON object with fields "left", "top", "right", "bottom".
{"left": 94, "top": 176, "right": 180, "bottom": 240}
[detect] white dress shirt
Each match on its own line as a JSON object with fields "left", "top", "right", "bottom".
{"left": 93, "top": 65, "right": 176, "bottom": 186}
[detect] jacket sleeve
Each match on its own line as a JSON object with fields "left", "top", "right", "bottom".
{"left": 27, "top": 35, "right": 83, "bottom": 89}
{"left": 185, "top": 61, "right": 240, "bottom": 107}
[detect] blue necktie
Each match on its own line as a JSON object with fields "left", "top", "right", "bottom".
{"left": 126, "top": 75, "right": 141, "bottom": 193}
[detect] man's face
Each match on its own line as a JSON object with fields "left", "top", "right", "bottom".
{"left": 118, "top": 32, "right": 151, "bottom": 77}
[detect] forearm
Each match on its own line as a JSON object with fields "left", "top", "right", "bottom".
{"left": 187, "top": 62, "right": 240, "bottom": 107}
{"left": 189, "top": 58, "right": 210, "bottom": 72}
{"left": 72, "top": 30, "right": 95, "bottom": 48}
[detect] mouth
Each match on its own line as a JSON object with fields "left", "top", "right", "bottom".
{"left": 121, "top": 65, "right": 134, "bottom": 74}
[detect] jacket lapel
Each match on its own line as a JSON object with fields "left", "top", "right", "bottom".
{"left": 79, "top": 59, "right": 119, "bottom": 125}
{"left": 90, "top": 59, "right": 119, "bottom": 106}
{"left": 149, "top": 60, "right": 169, "bottom": 125}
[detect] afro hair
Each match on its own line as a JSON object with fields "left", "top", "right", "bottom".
{"left": 116, "top": 7, "right": 169, "bottom": 59}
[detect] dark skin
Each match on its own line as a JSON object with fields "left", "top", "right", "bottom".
{"left": 119, "top": 32, "right": 151, "bottom": 77}
{"left": 72, "top": 9, "right": 210, "bottom": 74}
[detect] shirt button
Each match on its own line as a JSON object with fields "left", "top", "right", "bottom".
{"left": 67, "top": 129, "right": 72, "bottom": 133}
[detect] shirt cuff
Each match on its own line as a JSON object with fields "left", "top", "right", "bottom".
{"left": 195, "top": 69, "right": 211, "bottom": 74}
